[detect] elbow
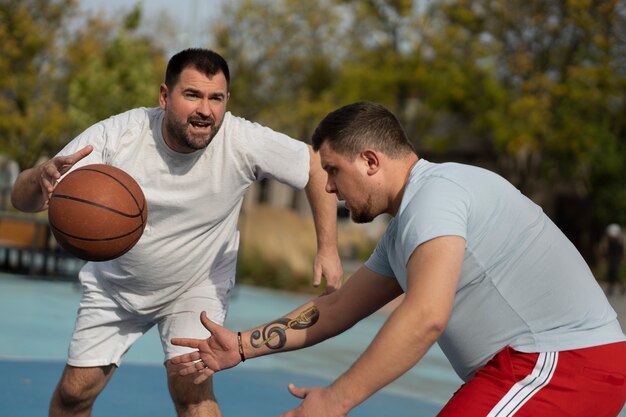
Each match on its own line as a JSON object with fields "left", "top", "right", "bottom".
{"left": 400, "top": 289, "right": 454, "bottom": 343}
{"left": 11, "top": 188, "right": 42, "bottom": 213}
{"left": 10, "top": 171, "right": 45, "bottom": 213}
{"left": 425, "top": 316, "right": 447, "bottom": 340}
{"left": 403, "top": 303, "right": 450, "bottom": 343}
{"left": 10, "top": 189, "right": 24, "bottom": 212}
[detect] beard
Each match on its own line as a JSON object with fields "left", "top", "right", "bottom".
{"left": 164, "top": 113, "right": 221, "bottom": 151}
{"left": 348, "top": 194, "right": 377, "bottom": 224}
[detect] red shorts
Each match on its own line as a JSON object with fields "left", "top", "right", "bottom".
{"left": 438, "top": 342, "right": 626, "bottom": 417}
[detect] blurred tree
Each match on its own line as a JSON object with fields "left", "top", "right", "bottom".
{"left": 214, "top": 0, "right": 345, "bottom": 140}
{"left": 332, "top": 0, "right": 425, "bottom": 132}
{"left": 0, "top": 2, "right": 166, "bottom": 171}
{"left": 0, "top": 0, "right": 76, "bottom": 169}
{"left": 420, "top": 0, "right": 626, "bottom": 259}
{"left": 212, "top": 0, "right": 626, "bottom": 264}
{"left": 63, "top": 4, "right": 166, "bottom": 138}
{"left": 214, "top": 0, "right": 426, "bottom": 140}
{"left": 422, "top": 0, "right": 626, "bottom": 204}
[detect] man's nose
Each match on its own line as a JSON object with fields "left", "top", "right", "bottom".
{"left": 197, "top": 99, "right": 212, "bottom": 117}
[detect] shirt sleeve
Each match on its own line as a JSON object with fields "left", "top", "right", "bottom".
{"left": 56, "top": 122, "right": 107, "bottom": 168}
{"left": 228, "top": 114, "right": 310, "bottom": 189}
{"left": 55, "top": 109, "right": 145, "bottom": 169}
{"left": 364, "top": 222, "right": 397, "bottom": 278}
{"left": 398, "top": 176, "right": 470, "bottom": 263}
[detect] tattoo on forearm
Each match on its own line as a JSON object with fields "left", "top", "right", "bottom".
{"left": 250, "top": 306, "right": 320, "bottom": 350}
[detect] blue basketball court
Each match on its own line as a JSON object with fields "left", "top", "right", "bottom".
{"left": 0, "top": 273, "right": 457, "bottom": 416}
{"left": 2, "top": 273, "right": 626, "bottom": 416}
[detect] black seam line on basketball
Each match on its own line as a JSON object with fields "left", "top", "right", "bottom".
{"left": 50, "top": 194, "right": 143, "bottom": 218}
{"left": 76, "top": 167, "right": 145, "bottom": 212}
{"left": 50, "top": 223, "right": 144, "bottom": 242}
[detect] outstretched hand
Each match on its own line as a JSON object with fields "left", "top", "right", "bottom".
{"left": 170, "top": 311, "right": 241, "bottom": 384}
{"left": 278, "top": 384, "right": 348, "bottom": 417}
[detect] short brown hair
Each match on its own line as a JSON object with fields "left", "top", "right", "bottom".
{"left": 165, "top": 48, "right": 230, "bottom": 88}
{"left": 311, "top": 101, "right": 415, "bottom": 159}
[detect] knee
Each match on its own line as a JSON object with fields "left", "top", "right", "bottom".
{"left": 52, "top": 366, "right": 112, "bottom": 413}
{"left": 167, "top": 362, "right": 220, "bottom": 413}
{"left": 54, "top": 378, "right": 99, "bottom": 412}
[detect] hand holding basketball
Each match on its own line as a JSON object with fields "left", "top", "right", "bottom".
{"left": 40, "top": 146, "right": 94, "bottom": 199}
{"left": 48, "top": 164, "right": 148, "bottom": 261}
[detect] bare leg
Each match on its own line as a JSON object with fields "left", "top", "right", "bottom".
{"left": 49, "top": 364, "right": 115, "bottom": 417}
{"left": 166, "top": 360, "right": 222, "bottom": 417}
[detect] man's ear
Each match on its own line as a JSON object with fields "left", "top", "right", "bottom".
{"left": 361, "top": 149, "right": 381, "bottom": 175}
{"left": 159, "top": 83, "right": 168, "bottom": 110}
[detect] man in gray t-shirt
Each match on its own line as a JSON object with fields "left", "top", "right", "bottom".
{"left": 365, "top": 159, "right": 623, "bottom": 382}
{"left": 170, "top": 101, "right": 626, "bottom": 417}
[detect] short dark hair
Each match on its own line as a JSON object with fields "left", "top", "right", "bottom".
{"left": 311, "top": 101, "right": 415, "bottom": 159}
{"left": 165, "top": 48, "right": 230, "bottom": 88}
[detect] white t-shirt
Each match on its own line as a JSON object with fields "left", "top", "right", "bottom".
{"left": 365, "top": 159, "right": 625, "bottom": 381}
{"left": 57, "top": 108, "right": 310, "bottom": 314}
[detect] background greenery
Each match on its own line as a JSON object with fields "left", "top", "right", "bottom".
{"left": 2, "top": 0, "right": 625, "bottom": 287}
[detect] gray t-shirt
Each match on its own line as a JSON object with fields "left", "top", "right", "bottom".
{"left": 58, "top": 108, "right": 310, "bottom": 314}
{"left": 365, "top": 159, "right": 625, "bottom": 381}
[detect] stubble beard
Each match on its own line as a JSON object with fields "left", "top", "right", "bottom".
{"left": 349, "top": 194, "right": 377, "bottom": 224}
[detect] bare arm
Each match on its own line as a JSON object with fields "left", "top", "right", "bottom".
{"left": 170, "top": 266, "right": 403, "bottom": 384}
{"left": 11, "top": 146, "right": 93, "bottom": 212}
{"left": 305, "top": 145, "right": 343, "bottom": 292}
{"left": 283, "top": 235, "right": 465, "bottom": 417}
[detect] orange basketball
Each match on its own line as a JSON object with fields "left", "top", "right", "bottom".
{"left": 48, "top": 164, "right": 148, "bottom": 261}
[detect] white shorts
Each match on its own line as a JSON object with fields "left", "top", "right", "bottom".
{"left": 67, "top": 274, "right": 233, "bottom": 367}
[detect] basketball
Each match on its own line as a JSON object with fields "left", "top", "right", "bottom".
{"left": 48, "top": 164, "right": 148, "bottom": 261}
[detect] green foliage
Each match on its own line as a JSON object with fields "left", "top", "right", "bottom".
{"left": 214, "top": 0, "right": 626, "bottom": 264}
{"left": 214, "top": 0, "right": 346, "bottom": 139}
{"left": 1, "top": 0, "right": 625, "bottom": 277}
{"left": 418, "top": 0, "right": 626, "bottom": 238}
{"left": 63, "top": 4, "right": 166, "bottom": 138}
{"left": 0, "top": 2, "right": 166, "bottom": 169}
{"left": 214, "top": 0, "right": 429, "bottom": 140}
{"left": 0, "top": 0, "right": 76, "bottom": 168}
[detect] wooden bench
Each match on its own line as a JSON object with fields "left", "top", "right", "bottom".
{"left": 0, "top": 212, "right": 82, "bottom": 277}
